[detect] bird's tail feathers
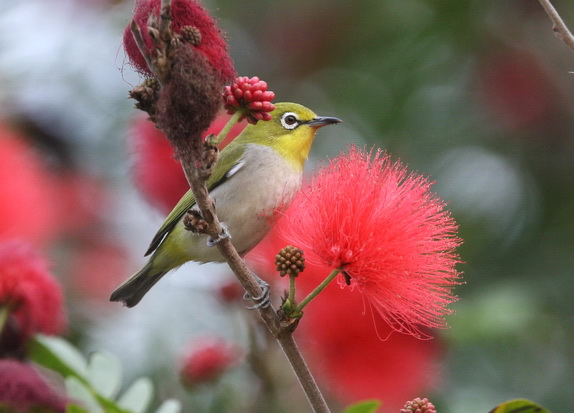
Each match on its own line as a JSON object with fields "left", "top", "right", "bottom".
{"left": 110, "top": 261, "right": 167, "bottom": 308}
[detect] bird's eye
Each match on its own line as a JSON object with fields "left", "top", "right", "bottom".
{"left": 281, "top": 112, "right": 299, "bottom": 130}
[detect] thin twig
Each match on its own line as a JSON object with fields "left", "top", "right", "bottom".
{"left": 538, "top": 0, "right": 574, "bottom": 53}
{"left": 130, "top": 20, "right": 162, "bottom": 82}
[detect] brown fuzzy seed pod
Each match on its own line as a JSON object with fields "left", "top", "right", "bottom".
{"left": 275, "top": 245, "right": 305, "bottom": 277}
{"left": 153, "top": 45, "right": 223, "bottom": 165}
{"left": 129, "top": 77, "right": 161, "bottom": 117}
{"left": 180, "top": 25, "right": 202, "bottom": 46}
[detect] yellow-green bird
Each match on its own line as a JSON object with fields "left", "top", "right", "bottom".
{"left": 110, "top": 102, "right": 341, "bottom": 307}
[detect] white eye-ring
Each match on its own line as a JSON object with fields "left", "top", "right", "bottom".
{"left": 280, "top": 112, "right": 299, "bottom": 130}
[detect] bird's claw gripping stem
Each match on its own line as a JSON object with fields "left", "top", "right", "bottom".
{"left": 244, "top": 273, "right": 271, "bottom": 309}
{"left": 206, "top": 223, "right": 231, "bottom": 247}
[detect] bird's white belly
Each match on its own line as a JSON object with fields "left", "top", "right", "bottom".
{"left": 178, "top": 145, "right": 302, "bottom": 262}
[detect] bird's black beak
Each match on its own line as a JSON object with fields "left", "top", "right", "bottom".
{"left": 306, "top": 116, "right": 342, "bottom": 128}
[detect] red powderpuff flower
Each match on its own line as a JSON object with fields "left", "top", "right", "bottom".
{"left": 179, "top": 337, "right": 241, "bottom": 386}
{"left": 0, "top": 241, "right": 66, "bottom": 343}
{"left": 247, "top": 231, "right": 442, "bottom": 411}
{"left": 400, "top": 397, "right": 437, "bottom": 413}
{"left": 223, "top": 76, "right": 275, "bottom": 124}
{"left": 281, "top": 147, "right": 462, "bottom": 338}
{"left": 124, "top": 0, "right": 236, "bottom": 82}
{"left": 129, "top": 112, "right": 245, "bottom": 213}
{"left": 0, "top": 359, "right": 67, "bottom": 412}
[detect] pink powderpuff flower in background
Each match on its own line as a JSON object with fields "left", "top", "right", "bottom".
{"left": 129, "top": 112, "right": 245, "bottom": 213}
{"left": 0, "top": 125, "right": 60, "bottom": 247}
{"left": 477, "top": 48, "right": 559, "bottom": 133}
{"left": 247, "top": 230, "right": 442, "bottom": 411}
{"left": 179, "top": 337, "right": 242, "bottom": 387}
{"left": 68, "top": 237, "right": 132, "bottom": 304}
{"left": 124, "top": 0, "right": 236, "bottom": 83}
{"left": 280, "top": 146, "right": 462, "bottom": 338}
{"left": 0, "top": 241, "right": 67, "bottom": 349}
{"left": 0, "top": 359, "right": 68, "bottom": 412}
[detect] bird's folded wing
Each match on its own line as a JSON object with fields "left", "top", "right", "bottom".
{"left": 144, "top": 143, "right": 246, "bottom": 256}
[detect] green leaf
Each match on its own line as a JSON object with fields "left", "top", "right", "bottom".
{"left": 117, "top": 377, "right": 154, "bottom": 413}
{"left": 29, "top": 335, "right": 88, "bottom": 382}
{"left": 343, "top": 400, "right": 381, "bottom": 413}
{"left": 154, "top": 400, "right": 182, "bottom": 413}
{"left": 66, "top": 404, "right": 90, "bottom": 413}
{"left": 66, "top": 377, "right": 104, "bottom": 413}
{"left": 489, "top": 399, "right": 552, "bottom": 413}
{"left": 87, "top": 351, "right": 122, "bottom": 399}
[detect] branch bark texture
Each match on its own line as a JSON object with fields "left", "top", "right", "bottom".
{"left": 538, "top": 0, "right": 574, "bottom": 53}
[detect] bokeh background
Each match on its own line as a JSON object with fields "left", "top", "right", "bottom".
{"left": 1, "top": 0, "right": 573, "bottom": 412}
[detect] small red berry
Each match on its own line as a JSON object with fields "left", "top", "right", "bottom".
{"left": 223, "top": 76, "right": 275, "bottom": 124}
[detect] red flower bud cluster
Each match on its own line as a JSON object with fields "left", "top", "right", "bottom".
{"left": 223, "top": 76, "right": 275, "bottom": 124}
{"left": 400, "top": 397, "right": 437, "bottom": 413}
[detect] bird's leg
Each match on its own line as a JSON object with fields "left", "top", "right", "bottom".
{"left": 244, "top": 272, "right": 271, "bottom": 309}
{"left": 206, "top": 222, "right": 232, "bottom": 247}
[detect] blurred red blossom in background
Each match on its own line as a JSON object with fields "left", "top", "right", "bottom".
{"left": 0, "top": 241, "right": 66, "bottom": 356}
{"left": 0, "top": 359, "right": 68, "bottom": 413}
{"left": 248, "top": 231, "right": 442, "bottom": 411}
{"left": 0, "top": 125, "right": 60, "bottom": 247}
{"left": 129, "top": 113, "right": 245, "bottom": 213}
{"left": 124, "top": 0, "right": 236, "bottom": 82}
{"left": 179, "top": 336, "right": 242, "bottom": 387}
{"left": 280, "top": 147, "right": 462, "bottom": 338}
{"left": 0, "top": 123, "right": 110, "bottom": 246}
{"left": 216, "top": 278, "right": 245, "bottom": 305}
{"left": 68, "top": 237, "right": 131, "bottom": 303}
{"left": 477, "top": 49, "right": 560, "bottom": 133}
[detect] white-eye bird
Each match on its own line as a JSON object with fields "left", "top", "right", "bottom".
{"left": 110, "top": 102, "right": 341, "bottom": 307}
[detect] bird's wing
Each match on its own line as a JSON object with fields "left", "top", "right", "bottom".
{"left": 144, "top": 143, "right": 246, "bottom": 256}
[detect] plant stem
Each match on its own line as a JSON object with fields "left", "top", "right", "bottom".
{"left": 0, "top": 305, "right": 10, "bottom": 337}
{"left": 538, "top": 0, "right": 574, "bottom": 53}
{"left": 214, "top": 110, "right": 243, "bottom": 145}
{"left": 289, "top": 275, "right": 296, "bottom": 307}
{"left": 277, "top": 334, "right": 331, "bottom": 413}
{"left": 295, "top": 268, "right": 342, "bottom": 314}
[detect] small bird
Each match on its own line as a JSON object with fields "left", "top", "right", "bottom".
{"left": 110, "top": 102, "right": 341, "bottom": 307}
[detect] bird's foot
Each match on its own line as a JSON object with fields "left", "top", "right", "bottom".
{"left": 206, "top": 223, "right": 231, "bottom": 247}
{"left": 244, "top": 273, "right": 271, "bottom": 309}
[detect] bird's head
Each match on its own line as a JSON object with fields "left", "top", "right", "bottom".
{"left": 242, "top": 102, "right": 341, "bottom": 171}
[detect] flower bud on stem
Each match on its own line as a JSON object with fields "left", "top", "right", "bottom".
{"left": 294, "top": 268, "right": 343, "bottom": 315}
{"left": 212, "top": 110, "right": 243, "bottom": 146}
{"left": 0, "top": 306, "right": 10, "bottom": 338}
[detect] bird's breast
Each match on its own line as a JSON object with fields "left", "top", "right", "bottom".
{"left": 180, "top": 145, "right": 303, "bottom": 262}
